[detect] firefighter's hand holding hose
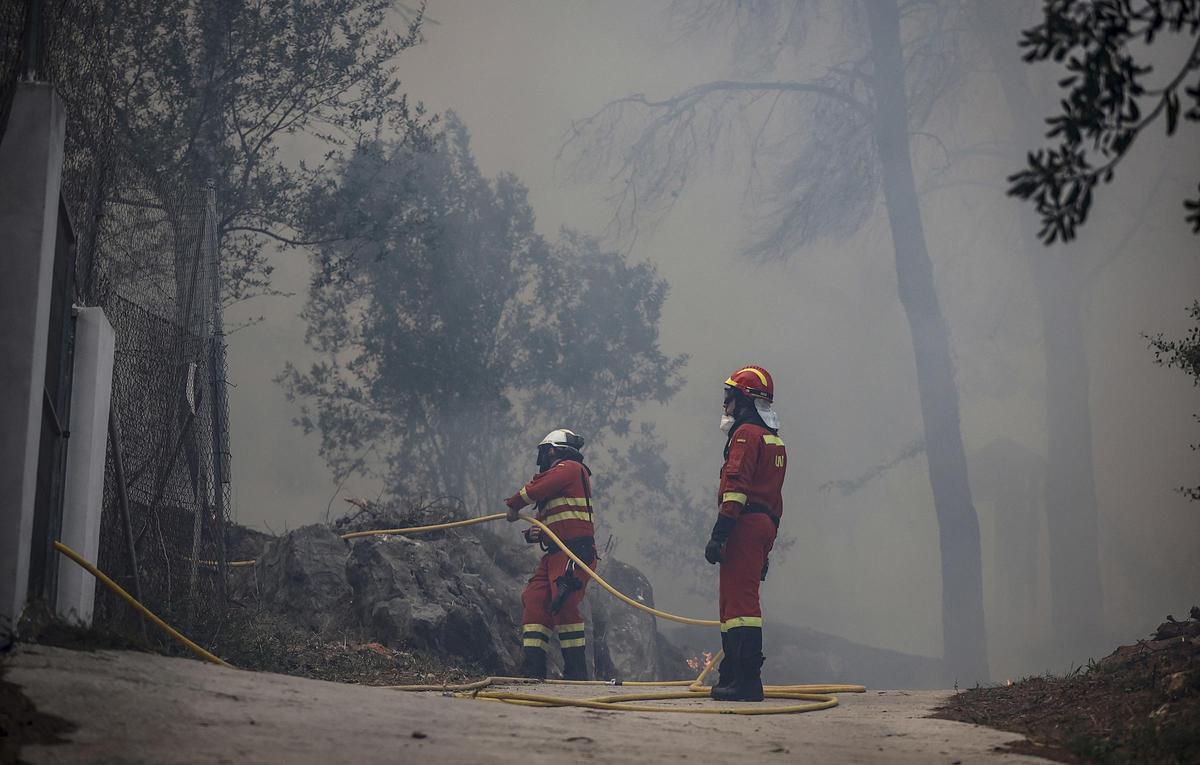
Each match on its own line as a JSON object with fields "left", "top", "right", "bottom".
{"left": 505, "top": 505, "right": 521, "bottom": 523}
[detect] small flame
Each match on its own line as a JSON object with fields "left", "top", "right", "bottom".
{"left": 686, "top": 651, "right": 716, "bottom": 672}
{"left": 1005, "top": 678, "right": 1014, "bottom": 687}
{"left": 686, "top": 651, "right": 715, "bottom": 672}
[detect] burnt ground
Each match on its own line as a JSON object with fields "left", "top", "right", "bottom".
{"left": 934, "top": 610, "right": 1200, "bottom": 764}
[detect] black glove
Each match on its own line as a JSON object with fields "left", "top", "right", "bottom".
{"left": 704, "top": 514, "right": 736, "bottom": 565}
{"left": 760, "top": 558, "right": 769, "bottom": 581}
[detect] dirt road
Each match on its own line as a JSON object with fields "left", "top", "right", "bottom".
{"left": 6, "top": 645, "right": 1053, "bottom": 764}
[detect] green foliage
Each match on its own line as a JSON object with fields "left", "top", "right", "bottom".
{"left": 60, "top": 0, "right": 429, "bottom": 302}
{"left": 1007, "top": 0, "right": 1200, "bottom": 243}
{"left": 281, "top": 115, "right": 686, "bottom": 513}
{"left": 1147, "top": 301, "right": 1200, "bottom": 500}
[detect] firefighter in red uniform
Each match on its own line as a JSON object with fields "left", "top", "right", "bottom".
{"left": 704, "top": 365, "right": 786, "bottom": 702}
{"left": 504, "top": 429, "right": 596, "bottom": 680}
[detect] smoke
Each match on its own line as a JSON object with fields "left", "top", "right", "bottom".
{"left": 224, "top": 0, "right": 1200, "bottom": 681}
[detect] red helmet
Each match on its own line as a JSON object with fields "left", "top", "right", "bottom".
{"left": 724, "top": 365, "right": 774, "bottom": 402}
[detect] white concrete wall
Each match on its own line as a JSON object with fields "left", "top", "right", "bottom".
{"left": 56, "top": 308, "right": 115, "bottom": 625}
{"left": 0, "top": 83, "right": 66, "bottom": 635}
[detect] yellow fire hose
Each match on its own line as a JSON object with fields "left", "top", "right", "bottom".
{"left": 345, "top": 513, "right": 721, "bottom": 627}
{"left": 52, "top": 541, "right": 232, "bottom": 668}
{"left": 53, "top": 512, "right": 865, "bottom": 714}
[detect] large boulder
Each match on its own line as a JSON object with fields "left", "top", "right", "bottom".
{"left": 345, "top": 532, "right": 526, "bottom": 673}
{"left": 257, "top": 525, "right": 353, "bottom": 632}
{"left": 587, "top": 558, "right": 691, "bottom": 681}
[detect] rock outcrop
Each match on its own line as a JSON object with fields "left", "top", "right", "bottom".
{"left": 588, "top": 558, "right": 691, "bottom": 681}
{"left": 346, "top": 532, "right": 526, "bottom": 672}
{"left": 253, "top": 519, "right": 682, "bottom": 679}
{"left": 257, "top": 525, "right": 354, "bottom": 632}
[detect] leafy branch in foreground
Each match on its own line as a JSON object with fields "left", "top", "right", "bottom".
{"left": 1007, "top": 0, "right": 1200, "bottom": 243}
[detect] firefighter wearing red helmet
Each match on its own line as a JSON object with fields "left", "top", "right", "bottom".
{"left": 504, "top": 428, "right": 596, "bottom": 680}
{"left": 704, "top": 365, "right": 786, "bottom": 702}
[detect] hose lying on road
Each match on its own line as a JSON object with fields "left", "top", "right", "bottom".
{"left": 53, "top": 513, "right": 865, "bottom": 714}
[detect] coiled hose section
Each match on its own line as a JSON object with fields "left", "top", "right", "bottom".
{"left": 54, "top": 512, "right": 865, "bottom": 714}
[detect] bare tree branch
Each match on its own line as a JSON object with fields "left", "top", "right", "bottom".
{"left": 579, "top": 79, "right": 871, "bottom": 121}
{"left": 559, "top": 76, "right": 873, "bottom": 252}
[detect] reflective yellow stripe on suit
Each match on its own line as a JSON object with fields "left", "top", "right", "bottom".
{"left": 543, "top": 510, "right": 593, "bottom": 523}
{"left": 556, "top": 623, "right": 586, "bottom": 648}
{"left": 721, "top": 616, "right": 763, "bottom": 631}
{"left": 523, "top": 623, "right": 552, "bottom": 638}
{"left": 543, "top": 497, "right": 592, "bottom": 510}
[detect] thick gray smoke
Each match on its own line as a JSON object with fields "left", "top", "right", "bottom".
{"left": 225, "top": 0, "right": 1200, "bottom": 681}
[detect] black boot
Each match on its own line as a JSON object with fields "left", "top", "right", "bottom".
{"left": 520, "top": 646, "right": 547, "bottom": 679}
{"left": 739, "top": 652, "right": 768, "bottom": 700}
{"left": 712, "top": 627, "right": 764, "bottom": 702}
{"left": 709, "top": 630, "right": 738, "bottom": 698}
{"left": 561, "top": 646, "right": 590, "bottom": 680}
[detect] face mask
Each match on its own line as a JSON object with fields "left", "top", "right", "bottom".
{"left": 719, "top": 414, "right": 735, "bottom": 434}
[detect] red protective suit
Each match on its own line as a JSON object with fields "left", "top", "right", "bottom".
{"left": 717, "top": 422, "right": 786, "bottom": 628}
{"left": 505, "top": 458, "right": 596, "bottom": 669}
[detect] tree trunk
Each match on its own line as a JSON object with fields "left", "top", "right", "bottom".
{"left": 864, "top": 0, "right": 989, "bottom": 683}
{"left": 976, "top": 2, "right": 1106, "bottom": 662}
{"left": 1036, "top": 272, "right": 1105, "bottom": 651}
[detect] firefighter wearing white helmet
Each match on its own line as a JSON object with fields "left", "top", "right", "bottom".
{"left": 504, "top": 428, "right": 596, "bottom": 680}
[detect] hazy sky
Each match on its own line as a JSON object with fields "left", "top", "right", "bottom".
{"left": 225, "top": 0, "right": 1200, "bottom": 679}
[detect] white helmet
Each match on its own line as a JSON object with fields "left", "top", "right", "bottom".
{"left": 536, "top": 429, "right": 584, "bottom": 470}
{"left": 539, "top": 428, "right": 585, "bottom": 452}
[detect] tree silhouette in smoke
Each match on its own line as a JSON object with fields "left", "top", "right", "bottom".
{"left": 1009, "top": 1, "right": 1200, "bottom": 501}
{"left": 562, "top": 0, "right": 989, "bottom": 682}
{"left": 281, "top": 115, "right": 686, "bottom": 517}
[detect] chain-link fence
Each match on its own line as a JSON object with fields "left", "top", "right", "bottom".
{"left": 3, "top": 0, "right": 234, "bottom": 630}
{"left": 94, "top": 176, "right": 232, "bottom": 628}
{"left": 0, "top": 0, "right": 29, "bottom": 147}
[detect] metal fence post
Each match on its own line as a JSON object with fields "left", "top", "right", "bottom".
{"left": 204, "top": 180, "right": 230, "bottom": 601}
